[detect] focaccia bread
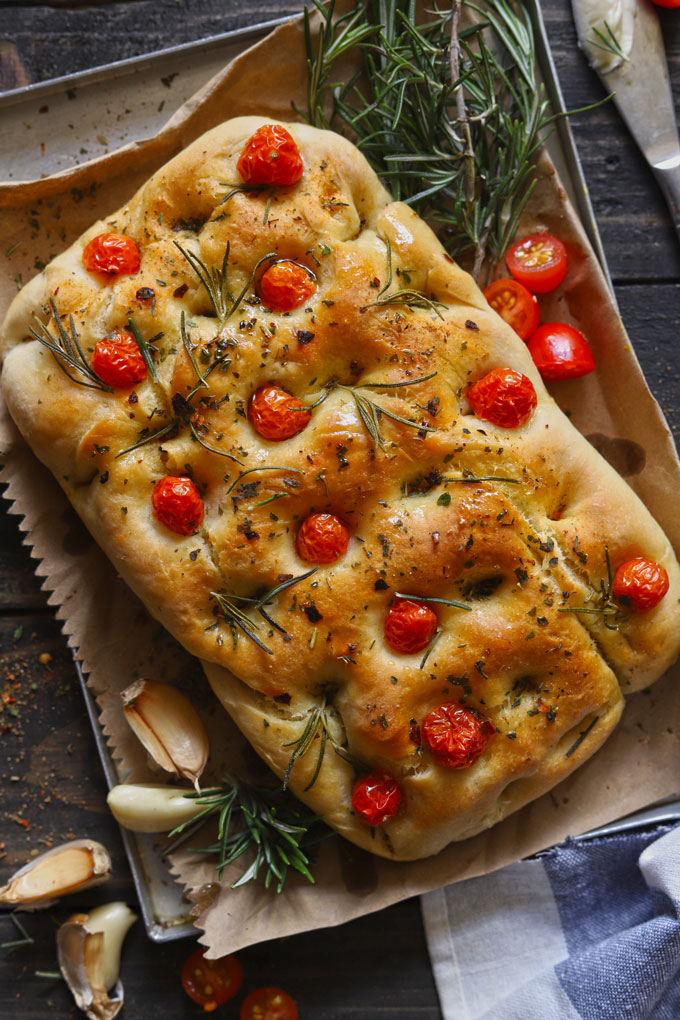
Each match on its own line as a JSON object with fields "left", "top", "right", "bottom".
{"left": 2, "top": 117, "right": 679, "bottom": 861}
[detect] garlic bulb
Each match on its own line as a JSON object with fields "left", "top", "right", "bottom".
{"left": 57, "top": 902, "right": 136, "bottom": 1020}
{"left": 0, "top": 840, "right": 111, "bottom": 907}
{"left": 107, "top": 783, "right": 205, "bottom": 833}
{"left": 121, "top": 679, "right": 208, "bottom": 789}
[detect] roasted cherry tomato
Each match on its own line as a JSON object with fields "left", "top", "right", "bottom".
{"left": 352, "top": 770, "right": 402, "bottom": 827}
{"left": 468, "top": 367, "right": 537, "bottom": 429}
{"left": 181, "top": 947, "right": 243, "bottom": 1012}
{"left": 152, "top": 476, "right": 204, "bottom": 536}
{"left": 384, "top": 598, "right": 438, "bottom": 655}
{"left": 236, "top": 124, "right": 304, "bottom": 187}
{"left": 82, "top": 232, "right": 140, "bottom": 276}
{"left": 422, "top": 703, "right": 494, "bottom": 769}
{"left": 483, "top": 277, "right": 539, "bottom": 341}
{"left": 91, "top": 329, "right": 147, "bottom": 388}
{"left": 296, "top": 512, "right": 350, "bottom": 564}
{"left": 240, "top": 987, "right": 299, "bottom": 1020}
{"left": 527, "top": 322, "right": 595, "bottom": 381}
{"left": 612, "top": 558, "right": 669, "bottom": 611}
{"left": 259, "top": 260, "right": 316, "bottom": 312}
{"left": 650, "top": 0, "right": 680, "bottom": 7}
{"left": 249, "top": 384, "right": 311, "bottom": 441}
{"left": 506, "top": 233, "right": 567, "bottom": 294}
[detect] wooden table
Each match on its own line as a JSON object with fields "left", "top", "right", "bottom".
{"left": 1, "top": 2, "right": 679, "bottom": 1017}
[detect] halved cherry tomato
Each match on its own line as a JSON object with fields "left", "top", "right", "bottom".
{"left": 422, "top": 703, "right": 494, "bottom": 769}
{"left": 181, "top": 947, "right": 243, "bottom": 1012}
{"left": 483, "top": 277, "right": 539, "bottom": 341}
{"left": 297, "top": 512, "right": 350, "bottom": 564}
{"left": 249, "top": 384, "right": 311, "bottom": 441}
{"left": 352, "top": 770, "right": 402, "bottom": 827}
{"left": 259, "top": 260, "right": 316, "bottom": 312}
{"left": 468, "top": 367, "right": 537, "bottom": 428}
{"left": 82, "top": 233, "right": 140, "bottom": 276}
{"left": 91, "top": 329, "right": 147, "bottom": 388}
{"left": 384, "top": 598, "right": 437, "bottom": 655}
{"left": 237, "top": 124, "right": 304, "bottom": 187}
{"left": 240, "top": 986, "right": 298, "bottom": 1020}
{"left": 152, "top": 476, "right": 204, "bottom": 535}
{"left": 506, "top": 233, "right": 567, "bottom": 294}
{"left": 612, "top": 558, "right": 669, "bottom": 611}
{"left": 527, "top": 322, "right": 595, "bottom": 381}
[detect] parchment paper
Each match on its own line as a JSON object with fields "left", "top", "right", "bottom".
{"left": 1, "top": 9, "right": 680, "bottom": 957}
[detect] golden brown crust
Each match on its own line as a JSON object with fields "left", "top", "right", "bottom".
{"left": 2, "top": 116, "right": 679, "bottom": 859}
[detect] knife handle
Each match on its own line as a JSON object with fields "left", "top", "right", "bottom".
{"left": 653, "top": 160, "right": 680, "bottom": 241}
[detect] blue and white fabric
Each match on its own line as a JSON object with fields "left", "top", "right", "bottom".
{"left": 421, "top": 823, "right": 680, "bottom": 1019}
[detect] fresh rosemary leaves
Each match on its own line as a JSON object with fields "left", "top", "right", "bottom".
{"left": 283, "top": 699, "right": 363, "bottom": 791}
{"left": 210, "top": 567, "right": 319, "bottom": 653}
{"left": 303, "top": 0, "right": 554, "bottom": 279}
{"left": 174, "top": 242, "right": 275, "bottom": 331}
{"left": 559, "top": 546, "right": 623, "bottom": 631}
{"left": 165, "top": 776, "right": 328, "bottom": 892}
{"left": 30, "top": 297, "right": 114, "bottom": 392}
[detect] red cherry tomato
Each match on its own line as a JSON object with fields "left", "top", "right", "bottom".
{"left": 91, "top": 329, "right": 147, "bottom": 388}
{"left": 506, "top": 233, "right": 567, "bottom": 294}
{"left": 483, "top": 278, "right": 539, "bottom": 341}
{"left": 249, "top": 384, "right": 311, "bottom": 441}
{"left": 612, "top": 558, "right": 669, "bottom": 611}
{"left": 352, "top": 770, "right": 402, "bottom": 827}
{"left": 240, "top": 987, "right": 299, "bottom": 1020}
{"left": 82, "top": 233, "right": 140, "bottom": 276}
{"left": 384, "top": 598, "right": 438, "bottom": 655}
{"left": 259, "top": 260, "right": 316, "bottom": 312}
{"left": 650, "top": 0, "right": 680, "bottom": 7}
{"left": 181, "top": 947, "right": 243, "bottom": 1012}
{"left": 422, "top": 703, "right": 494, "bottom": 769}
{"left": 297, "top": 513, "right": 350, "bottom": 564}
{"left": 236, "top": 124, "right": 304, "bottom": 187}
{"left": 468, "top": 367, "right": 537, "bottom": 428}
{"left": 527, "top": 322, "right": 595, "bottom": 381}
{"left": 152, "top": 476, "right": 204, "bottom": 536}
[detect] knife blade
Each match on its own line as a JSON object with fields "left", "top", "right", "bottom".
{"left": 572, "top": 0, "right": 680, "bottom": 239}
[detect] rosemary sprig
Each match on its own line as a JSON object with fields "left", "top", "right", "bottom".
{"left": 367, "top": 288, "right": 446, "bottom": 319}
{"left": 589, "top": 21, "right": 627, "bottom": 64}
{"left": 127, "top": 316, "right": 160, "bottom": 384}
{"left": 558, "top": 546, "right": 623, "bottom": 631}
{"left": 210, "top": 568, "right": 319, "bottom": 652}
{"left": 30, "top": 297, "right": 113, "bottom": 392}
{"left": 442, "top": 474, "right": 521, "bottom": 484}
{"left": 226, "top": 465, "right": 306, "bottom": 495}
{"left": 298, "top": 0, "right": 380, "bottom": 130}
{"left": 283, "top": 699, "right": 364, "bottom": 791}
{"left": 175, "top": 242, "right": 276, "bottom": 330}
{"left": 165, "top": 776, "right": 329, "bottom": 892}
{"left": 394, "top": 591, "right": 472, "bottom": 612}
{"left": 304, "top": 0, "right": 555, "bottom": 278}
{"left": 565, "top": 715, "right": 599, "bottom": 759}
{"left": 115, "top": 420, "right": 177, "bottom": 459}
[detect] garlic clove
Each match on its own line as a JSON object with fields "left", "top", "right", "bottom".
{"left": 107, "top": 783, "right": 206, "bottom": 833}
{"left": 58, "top": 902, "right": 136, "bottom": 1020}
{"left": 121, "top": 679, "right": 209, "bottom": 789}
{"left": 0, "top": 839, "right": 111, "bottom": 906}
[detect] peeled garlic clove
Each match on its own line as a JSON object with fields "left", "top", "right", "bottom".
{"left": 107, "top": 783, "right": 205, "bottom": 833}
{"left": 58, "top": 902, "right": 136, "bottom": 1020}
{"left": 0, "top": 839, "right": 111, "bottom": 906}
{"left": 121, "top": 679, "right": 208, "bottom": 788}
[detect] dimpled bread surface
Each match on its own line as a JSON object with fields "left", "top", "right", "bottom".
{"left": 2, "top": 117, "right": 680, "bottom": 860}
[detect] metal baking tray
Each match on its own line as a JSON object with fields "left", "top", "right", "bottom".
{"left": 3, "top": 3, "right": 673, "bottom": 942}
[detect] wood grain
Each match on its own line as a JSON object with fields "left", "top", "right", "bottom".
{"left": 1, "top": 1, "right": 679, "bottom": 1017}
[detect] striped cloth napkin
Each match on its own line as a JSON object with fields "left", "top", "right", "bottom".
{"left": 421, "top": 824, "right": 680, "bottom": 1019}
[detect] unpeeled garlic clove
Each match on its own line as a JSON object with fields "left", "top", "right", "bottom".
{"left": 121, "top": 679, "right": 208, "bottom": 789}
{"left": 107, "top": 783, "right": 206, "bottom": 833}
{"left": 58, "top": 902, "right": 136, "bottom": 1020}
{"left": 0, "top": 839, "right": 111, "bottom": 907}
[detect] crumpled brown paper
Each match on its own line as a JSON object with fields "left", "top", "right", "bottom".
{"left": 1, "top": 9, "right": 680, "bottom": 958}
